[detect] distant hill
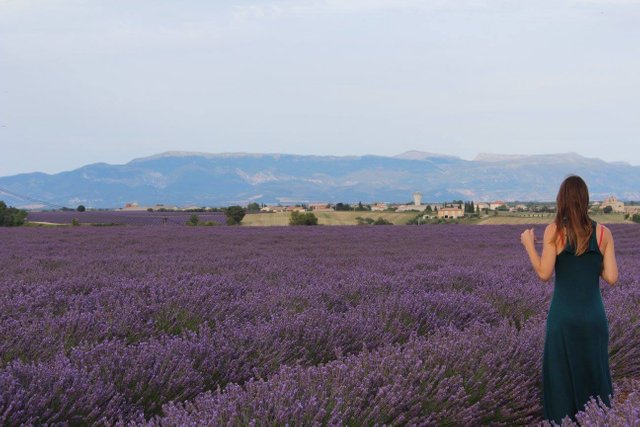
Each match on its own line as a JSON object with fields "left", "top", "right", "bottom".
{"left": 0, "top": 151, "right": 638, "bottom": 208}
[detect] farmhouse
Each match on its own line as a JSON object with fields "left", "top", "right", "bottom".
{"left": 601, "top": 196, "right": 625, "bottom": 213}
{"left": 490, "top": 201, "right": 506, "bottom": 210}
{"left": 437, "top": 207, "right": 464, "bottom": 219}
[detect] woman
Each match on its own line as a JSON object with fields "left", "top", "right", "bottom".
{"left": 520, "top": 175, "right": 618, "bottom": 423}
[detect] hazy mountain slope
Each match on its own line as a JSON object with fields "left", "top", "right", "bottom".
{"left": 0, "top": 151, "right": 638, "bottom": 208}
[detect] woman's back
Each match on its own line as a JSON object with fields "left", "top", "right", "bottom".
{"left": 543, "top": 219, "right": 613, "bottom": 423}
{"left": 521, "top": 175, "right": 618, "bottom": 424}
{"left": 553, "top": 220, "right": 604, "bottom": 309}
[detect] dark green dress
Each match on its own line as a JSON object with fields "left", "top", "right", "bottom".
{"left": 543, "top": 220, "right": 613, "bottom": 423}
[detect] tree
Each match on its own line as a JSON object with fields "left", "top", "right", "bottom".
{"left": 0, "top": 201, "right": 28, "bottom": 226}
{"left": 77, "top": 205, "right": 86, "bottom": 212}
{"left": 187, "top": 214, "right": 200, "bottom": 226}
{"left": 632, "top": 213, "right": 640, "bottom": 224}
{"left": 603, "top": 206, "right": 613, "bottom": 214}
{"left": 334, "top": 203, "right": 351, "bottom": 211}
{"left": 289, "top": 211, "right": 318, "bottom": 225}
{"left": 247, "top": 202, "right": 261, "bottom": 212}
{"left": 224, "top": 206, "right": 246, "bottom": 225}
{"left": 355, "top": 201, "right": 369, "bottom": 211}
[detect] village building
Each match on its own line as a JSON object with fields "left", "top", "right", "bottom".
{"left": 600, "top": 196, "right": 625, "bottom": 213}
{"left": 395, "top": 191, "right": 428, "bottom": 212}
{"left": 475, "top": 202, "right": 490, "bottom": 211}
{"left": 625, "top": 205, "right": 640, "bottom": 215}
{"left": 489, "top": 201, "right": 507, "bottom": 210}
{"left": 371, "top": 203, "right": 388, "bottom": 212}
{"left": 425, "top": 203, "right": 444, "bottom": 211}
{"left": 437, "top": 206, "right": 464, "bottom": 219}
{"left": 260, "top": 205, "right": 286, "bottom": 213}
{"left": 308, "top": 203, "right": 333, "bottom": 212}
{"left": 284, "top": 205, "right": 306, "bottom": 212}
{"left": 395, "top": 204, "right": 425, "bottom": 212}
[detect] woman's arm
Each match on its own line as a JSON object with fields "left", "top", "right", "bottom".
{"left": 600, "top": 225, "right": 618, "bottom": 285}
{"left": 521, "top": 224, "right": 557, "bottom": 282}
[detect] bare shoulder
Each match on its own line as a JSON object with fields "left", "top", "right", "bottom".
{"left": 597, "top": 223, "right": 613, "bottom": 248}
{"left": 544, "top": 222, "right": 557, "bottom": 237}
{"left": 542, "top": 222, "right": 558, "bottom": 244}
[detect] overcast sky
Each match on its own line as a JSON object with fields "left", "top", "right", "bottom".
{"left": 1, "top": 0, "right": 639, "bottom": 176}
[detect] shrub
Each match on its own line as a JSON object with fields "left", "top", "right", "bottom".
{"left": 224, "top": 206, "right": 246, "bottom": 225}
{"left": 76, "top": 205, "right": 86, "bottom": 212}
{"left": 187, "top": 214, "right": 199, "bottom": 226}
{"left": 603, "top": 206, "right": 613, "bottom": 214}
{"left": 0, "top": 201, "right": 27, "bottom": 226}
{"left": 373, "top": 217, "right": 392, "bottom": 225}
{"left": 355, "top": 216, "right": 375, "bottom": 225}
{"left": 71, "top": 218, "right": 80, "bottom": 226}
{"left": 289, "top": 211, "right": 318, "bottom": 225}
{"left": 632, "top": 214, "right": 640, "bottom": 224}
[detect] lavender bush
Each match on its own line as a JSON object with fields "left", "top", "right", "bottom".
{"left": 0, "top": 224, "right": 638, "bottom": 425}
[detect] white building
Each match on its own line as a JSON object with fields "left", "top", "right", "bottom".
{"left": 395, "top": 191, "right": 427, "bottom": 212}
{"left": 490, "top": 201, "right": 507, "bottom": 210}
{"left": 371, "top": 203, "right": 389, "bottom": 212}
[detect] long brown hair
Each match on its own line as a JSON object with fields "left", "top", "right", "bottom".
{"left": 554, "top": 175, "right": 593, "bottom": 255}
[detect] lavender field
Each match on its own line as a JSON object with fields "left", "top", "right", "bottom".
{"left": 1, "top": 224, "right": 639, "bottom": 425}
{"left": 27, "top": 211, "right": 227, "bottom": 226}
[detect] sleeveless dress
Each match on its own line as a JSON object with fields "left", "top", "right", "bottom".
{"left": 542, "top": 220, "right": 613, "bottom": 423}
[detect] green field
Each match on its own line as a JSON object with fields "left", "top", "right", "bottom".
{"left": 242, "top": 211, "right": 418, "bottom": 226}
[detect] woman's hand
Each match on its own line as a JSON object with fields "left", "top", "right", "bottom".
{"left": 520, "top": 227, "right": 536, "bottom": 249}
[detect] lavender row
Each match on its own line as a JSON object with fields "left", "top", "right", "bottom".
{"left": 0, "top": 224, "right": 638, "bottom": 424}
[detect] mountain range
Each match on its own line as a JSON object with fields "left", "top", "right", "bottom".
{"left": 0, "top": 151, "right": 638, "bottom": 208}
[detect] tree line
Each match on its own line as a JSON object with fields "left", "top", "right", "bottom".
{"left": 0, "top": 201, "right": 27, "bottom": 226}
